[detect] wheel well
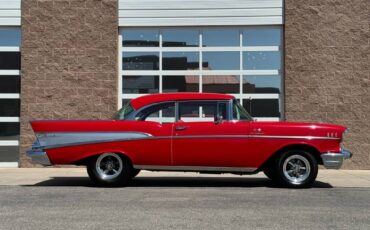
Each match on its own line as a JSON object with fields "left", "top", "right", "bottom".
{"left": 259, "top": 144, "right": 322, "bottom": 171}
{"left": 73, "top": 152, "right": 134, "bottom": 167}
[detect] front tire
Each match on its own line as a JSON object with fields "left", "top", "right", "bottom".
{"left": 263, "top": 167, "right": 278, "bottom": 181}
{"left": 275, "top": 150, "right": 318, "bottom": 188}
{"left": 87, "top": 153, "right": 133, "bottom": 187}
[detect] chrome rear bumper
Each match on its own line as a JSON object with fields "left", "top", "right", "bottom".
{"left": 321, "top": 149, "right": 352, "bottom": 169}
{"left": 26, "top": 142, "right": 51, "bottom": 166}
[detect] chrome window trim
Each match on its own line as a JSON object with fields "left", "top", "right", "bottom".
{"left": 130, "top": 99, "right": 233, "bottom": 122}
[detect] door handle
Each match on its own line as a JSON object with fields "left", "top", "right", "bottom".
{"left": 175, "top": 126, "right": 188, "bottom": 131}
{"left": 252, "top": 128, "right": 263, "bottom": 134}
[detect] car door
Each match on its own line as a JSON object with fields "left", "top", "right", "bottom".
{"left": 172, "top": 100, "right": 250, "bottom": 168}
{"left": 130, "top": 102, "right": 175, "bottom": 166}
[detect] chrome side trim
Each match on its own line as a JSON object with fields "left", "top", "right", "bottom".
{"left": 247, "top": 135, "right": 340, "bottom": 140}
{"left": 36, "top": 132, "right": 152, "bottom": 149}
{"left": 26, "top": 150, "right": 51, "bottom": 166}
{"left": 167, "top": 135, "right": 340, "bottom": 140}
{"left": 321, "top": 149, "right": 353, "bottom": 169}
{"left": 134, "top": 165, "right": 257, "bottom": 173}
{"left": 36, "top": 132, "right": 340, "bottom": 150}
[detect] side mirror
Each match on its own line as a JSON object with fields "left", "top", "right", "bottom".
{"left": 214, "top": 115, "right": 223, "bottom": 124}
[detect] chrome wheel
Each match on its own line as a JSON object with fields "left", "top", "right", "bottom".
{"left": 95, "top": 153, "right": 123, "bottom": 180}
{"left": 282, "top": 154, "right": 311, "bottom": 185}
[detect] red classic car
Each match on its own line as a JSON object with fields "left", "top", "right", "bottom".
{"left": 27, "top": 93, "right": 352, "bottom": 188}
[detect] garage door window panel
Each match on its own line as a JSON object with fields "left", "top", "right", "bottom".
{"left": 202, "top": 52, "right": 239, "bottom": 70}
{"left": 162, "top": 52, "right": 199, "bottom": 70}
{"left": 122, "top": 75, "right": 159, "bottom": 94}
{"left": 121, "top": 29, "right": 159, "bottom": 47}
{"left": 162, "top": 29, "right": 199, "bottom": 47}
{"left": 123, "top": 52, "right": 159, "bottom": 70}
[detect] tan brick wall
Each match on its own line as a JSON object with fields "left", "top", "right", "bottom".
{"left": 285, "top": 0, "right": 370, "bottom": 169}
{"left": 20, "top": 0, "right": 118, "bottom": 167}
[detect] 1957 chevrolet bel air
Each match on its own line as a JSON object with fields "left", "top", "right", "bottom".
{"left": 27, "top": 93, "right": 352, "bottom": 188}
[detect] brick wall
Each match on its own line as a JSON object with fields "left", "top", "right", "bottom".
{"left": 20, "top": 0, "right": 118, "bottom": 167}
{"left": 285, "top": 0, "right": 370, "bottom": 169}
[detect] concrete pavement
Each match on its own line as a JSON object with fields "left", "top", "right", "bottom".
{"left": 1, "top": 168, "right": 370, "bottom": 229}
{"left": 0, "top": 168, "right": 369, "bottom": 187}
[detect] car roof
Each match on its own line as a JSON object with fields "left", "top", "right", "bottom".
{"left": 130, "top": 93, "right": 235, "bottom": 110}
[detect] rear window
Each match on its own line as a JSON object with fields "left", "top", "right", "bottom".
{"left": 113, "top": 102, "right": 135, "bottom": 120}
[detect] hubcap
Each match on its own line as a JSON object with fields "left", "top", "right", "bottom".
{"left": 96, "top": 153, "right": 123, "bottom": 180}
{"left": 283, "top": 154, "right": 311, "bottom": 185}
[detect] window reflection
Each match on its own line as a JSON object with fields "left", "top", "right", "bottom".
{"left": 0, "top": 123, "right": 19, "bottom": 140}
{"left": 243, "top": 28, "right": 281, "bottom": 46}
{"left": 202, "top": 75, "right": 240, "bottom": 93}
{"left": 122, "top": 29, "right": 159, "bottom": 47}
{"left": 122, "top": 76, "right": 159, "bottom": 94}
{"left": 203, "top": 52, "right": 239, "bottom": 70}
{"left": 162, "top": 29, "right": 199, "bottom": 47}
{"left": 242, "top": 75, "right": 281, "bottom": 93}
{"left": 0, "top": 52, "right": 21, "bottom": 70}
{"left": 0, "top": 99, "right": 20, "bottom": 116}
{"left": 163, "top": 75, "right": 199, "bottom": 92}
{"left": 243, "top": 52, "right": 281, "bottom": 70}
{"left": 122, "top": 99, "right": 131, "bottom": 107}
{"left": 120, "top": 26, "right": 284, "bottom": 119}
{"left": 0, "top": 76, "right": 20, "bottom": 93}
{"left": 243, "top": 99, "right": 280, "bottom": 117}
{"left": 0, "top": 28, "right": 21, "bottom": 46}
{"left": 0, "top": 146, "right": 19, "bottom": 161}
{"left": 202, "top": 29, "right": 239, "bottom": 47}
{"left": 123, "top": 52, "right": 159, "bottom": 70}
{"left": 163, "top": 52, "right": 199, "bottom": 70}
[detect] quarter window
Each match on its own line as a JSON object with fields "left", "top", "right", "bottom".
{"left": 135, "top": 102, "right": 176, "bottom": 123}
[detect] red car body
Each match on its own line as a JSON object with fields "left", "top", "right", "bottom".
{"left": 27, "top": 93, "right": 352, "bottom": 187}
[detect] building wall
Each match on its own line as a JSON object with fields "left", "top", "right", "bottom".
{"left": 285, "top": 0, "right": 370, "bottom": 169}
{"left": 16, "top": 0, "right": 369, "bottom": 169}
{"left": 20, "top": 0, "right": 118, "bottom": 166}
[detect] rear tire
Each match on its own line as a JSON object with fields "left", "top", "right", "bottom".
{"left": 131, "top": 169, "right": 141, "bottom": 178}
{"left": 86, "top": 153, "right": 133, "bottom": 187}
{"left": 274, "top": 150, "right": 318, "bottom": 188}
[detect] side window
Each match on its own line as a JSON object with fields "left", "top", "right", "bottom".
{"left": 179, "top": 101, "right": 228, "bottom": 122}
{"left": 135, "top": 102, "right": 176, "bottom": 123}
{"left": 218, "top": 102, "right": 227, "bottom": 120}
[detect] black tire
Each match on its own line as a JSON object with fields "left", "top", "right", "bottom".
{"left": 263, "top": 167, "right": 278, "bottom": 181}
{"left": 131, "top": 169, "right": 141, "bottom": 178}
{"left": 274, "top": 150, "right": 318, "bottom": 188}
{"left": 86, "top": 153, "right": 133, "bottom": 187}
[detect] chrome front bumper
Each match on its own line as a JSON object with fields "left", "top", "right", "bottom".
{"left": 26, "top": 142, "right": 51, "bottom": 166}
{"left": 321, "top": 149, "right": 352, "bottom": 169}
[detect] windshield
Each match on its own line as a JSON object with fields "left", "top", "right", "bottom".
{"left": 113, "top": 101, "right": 135, "bottom": 120}
{"left": 232, "top": 99, "right": 253, "bottom": 121}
